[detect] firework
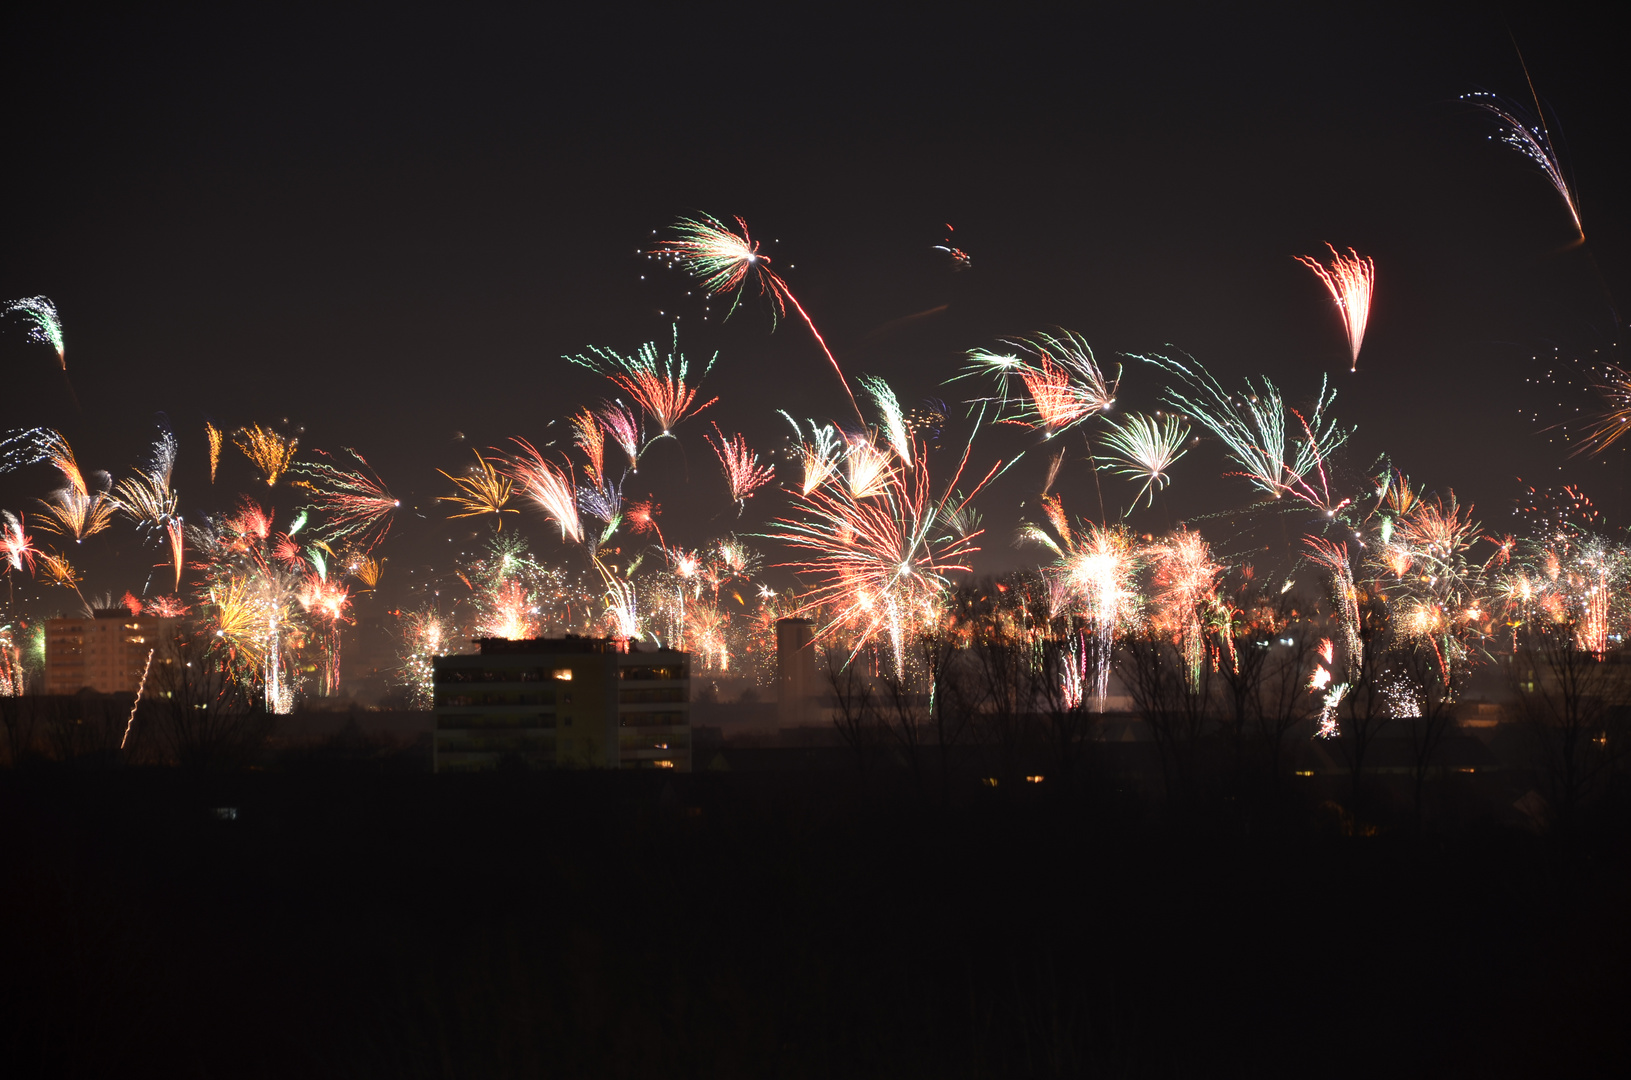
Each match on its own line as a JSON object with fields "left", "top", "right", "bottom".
{"left": 1019, "top": 494, "right": 1140, "bottom": 707}
{"left": 625, "top": 498, "right": 664, "bottom": 548}
{"left": 1147, "top": 354, "right": 1353, "bottom": 513}
{"left": 505, "top": 439, "right": 582, "bottom": 543}
{"left": 1295, "top": 245, "right": 1375, "bottom": 372}
{"left": 781, "top": 413, "right": 844, "bottom": 496}
{"left": 1463, "top": 91, "right": 1583, "bottom": 239}
{"left": 1148, "top": 527, "right": 1223, "bottom": 687}
{"left": 765, "top": 437, "right": 987, "bottom": 676}
{"left": 293, "top": 448, "right": 399, "bottom": 551}
{"left": 33, "top": 432, "right": 117, "bottom": 542}
{"left": 437, "top": 449, "right": 518, "bottom": 528}
{"left": 234, "top": 425, "right": 298, "bottom": 486}
{"left": 706, "top": 423, "right": 775, "bottom": 508}
{"left": 570, "top": 332, "right": 718, "bottom": 439}
{"left": 396, "top": 607, "right": 453, "bottom": 708}
{"left": 652, "top": 213, "right": 857, "bottom": 410}
{"left": 1098, "top": 412, "right": 1191, "bottom": 508}
{"left": 206, "top": 422, "right": 224, "bottom": 482}
{"left": 2, "top": 512, "right": 36, "bottom": 574}
{"left": 5, "top": 296, "right": 64, "bottom": 367}
{"left": 598, "top": 401, "right": 642, "bottom": 469}
{"left": 843, "top": 434, "right": 895, "bottom": 500}
{"left": 963, "top": 331, "right": 1119, "bottom": 436}
{"left": 571, "top": 408, "right": 607, "bottom": 487}
{"left": 859, "top": 375, "right": 913, "bottom": 467}
{"left": 1304, "top": 536, "right": 1361, "bottom": 678}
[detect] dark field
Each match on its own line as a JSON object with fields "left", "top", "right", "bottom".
{"left": 4, "top": 763, "right": 1630, "bottom": 1079}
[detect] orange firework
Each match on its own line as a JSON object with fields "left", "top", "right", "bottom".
{"left": 438, "top": 449, "right": 518, "bottom": 528}
{"left": 1296, "top": 245, "right": 1375, "bottom": 372}
{"left": 233, "top": 424, "right": 298, "bottom": 486}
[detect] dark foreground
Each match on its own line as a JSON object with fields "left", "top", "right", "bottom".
{"left": 3, "top": 767, "right": 1628, "bottom": 1079}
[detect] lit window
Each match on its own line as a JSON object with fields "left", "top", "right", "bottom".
{"left": 553, "top": 669, "right": 573, "bottom": 681}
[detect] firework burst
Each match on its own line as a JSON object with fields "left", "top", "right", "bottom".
{"left": 652, "top": 212, "right": 857, "bottom": 411}
{"left": 437, "top": 449, "right": 518, "bottom": 528}
{"left": 5, "top": 296, "right": 65, "bottom": 368}
{"left": 706, "top": 423, "right": 775, "bottom": 508}
{"left": 570, "top": 332, "right": 717, "bottom": 438}
{"left": 234, "top": 425, "right": 299, "bottom": 486}
{"left": 964, "top": 330, "right": 1119, "bottom": 437}
{"left": 293, "top": 448, "right": 399, "bottom": 551}
{"left": 1295, "top": 245, "right": 1376, "bottom": 372}
{"left": 1098, "top": 412, "right": 1191, "bottom": 508}
{"left": 504, "top": 439, "right": 582, "bottom": 543}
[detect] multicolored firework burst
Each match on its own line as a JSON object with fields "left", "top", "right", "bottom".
{"left": 964, "top": 330, "right": 1120, "bottom": 436}
{"left": 570, "top": 332, "right": 718, "bottom": 439}
{"left": 293, "top": 448, "right": 399, "bottom": 551}
{"left": 651, "top": 212, "right": 857, "bottom": 412}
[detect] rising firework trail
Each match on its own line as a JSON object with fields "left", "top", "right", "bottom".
{"left": 1295, "top": 245, "right": 1375, "bottom": 372}
{"left": 652, "top": 213, "right": 861, "bottom": 419}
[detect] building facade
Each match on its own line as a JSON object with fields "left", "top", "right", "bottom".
{"left": 433, "top": 636, "right": 690, "bottom": 772}
{"left": 44, "top": 612, "right": 174, "bottom": 696}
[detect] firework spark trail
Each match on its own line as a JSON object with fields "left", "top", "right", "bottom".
{"left": 571, "top": 408, "right": 607, "bottom": 487}
{"left": 121, "top": 648, "right": 155, "bottom": 750}
{"left": 625, "top": 498, "right": 665, "bottom": 548}
{"left": 706, "top": 423, "right": 775, "bottom": 508}
{"left": 5, "top": 296, "right": 64, "bottom": 368}
{"left": 397, "top": 607, "right": 451, "bottom": 708}
{"left": 2, "top": 512, "right": 36, "bottom": 574}
{"left": 166, "top": 519, "right": 184, "bottom": 590}
{"left": 32, "top": 432, "right": 117, "bottom": 542}
{"left": 765, "top": 437, "right": 984, "bottom": 677}
{"left": 1019, "top": 495, "right": 1140, "bottom": 708}
{"left": 963, "top": 331, "right": 1120, "bottom": 437}
{"left": 780, "top": 412, "right": 843, "bottom": 496}
{"left": 437, "top": 449, "right": 517, "bottom": 528}
{"left": 505, "top": 439, "right": 582, "bottom": 543}
{"left": 1149, "top": 527, "right": 1223, "bottom": 688}
{"left": 233, "top": 425, "right": 298, "bottom": 486}
{"left": 293, "top": 448, "right": 400, "bottom": 551}
{"left": 843, "top": 435, "right": 895, "bottom": 500}
{"left": 1295, "top": 246, "right": 1376, "bottom": 372}
{"left": 652, "top": 213, "right": 860, "bottom": 417}
{"left": 1098, "top": 412, "right": 1191, "bottom": 508}
{"left": 206, "top": 422, "right": 224, "bottom": 483}
{"left": 1463, "top": 91, "right": 1583, "bottom": 239}
{"left": 1144, "top": 354, "right": 1353, "bottom": 513}
{"left": 1304, "top": 536, "right": 1362, "bottom": 678}
{"left": 570, "top": 332, "right": 718, "bottom": 439}
{"left": 598, "top": 402, "right": 641, "bottom": 468}
{"left": 859, "top": 375, "right": 913, "bottom": 467}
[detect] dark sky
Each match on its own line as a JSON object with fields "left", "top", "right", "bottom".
{"left": 2, "top": 2, "right": 1628, "bottom": 614}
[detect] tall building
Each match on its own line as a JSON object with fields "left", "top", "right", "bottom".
{"left": 44, "top": 611, "right": 174, "bottom": 696}
{"left": 433, "top": 636, "right": 690, "bottom": 772}
{"left": 776, "top": 617, "right": 817, "bottom": 727}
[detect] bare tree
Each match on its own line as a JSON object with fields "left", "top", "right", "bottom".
{"left": 1511, "top": 621, "right": 1631, "bottom": 831}
{"left": 823, "top": 644, "right": 877, "bottom": 787}
{"left": 145, "top": 632, "right": 273, "bottom": 770}
{"left": 1032, "top": 633, "right": 1097, "bottom": 793}
{"left": 1117, "top": 633, "right": 1215, "bottom": 806}
{"left": 1396, "top": 641, "right": 1465, "bottom": 833}
{"left": 1332, "top": 594, "right": 1393, "bottom": 830}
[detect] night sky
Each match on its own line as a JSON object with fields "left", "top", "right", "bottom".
{"left": 3, "top": 3, "right": 1628, "bottom": 614}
